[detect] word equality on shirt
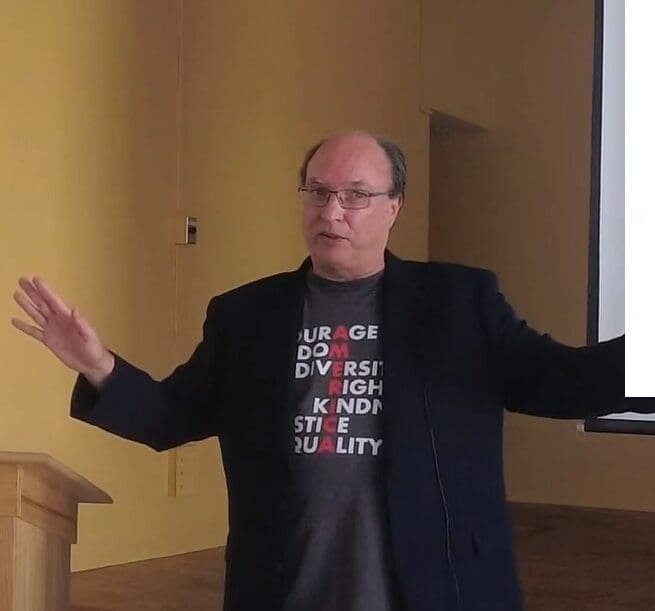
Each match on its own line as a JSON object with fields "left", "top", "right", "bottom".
{"left": 294, "top": 434, "right": 383, "bottom": 456}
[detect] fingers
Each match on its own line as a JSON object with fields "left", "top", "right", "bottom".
{"left": 11, "top": 317, "right": 44, "bottom": 342}
{"left": 33, "top": 277, "right": 71, "bottom": 317}
{"left": 17, "top": 277, "right": 53, "bottom": 318}
{"left": 13, "top": 290, "right": 47, "bottom": 327}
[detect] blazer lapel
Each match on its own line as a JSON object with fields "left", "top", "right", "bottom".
{"left": 382, "top": 251, "right": 452, "bottom": 607}
{"left": 381, "top": 250, "right": 431, "bottom": 465}
{"left": 248, "top": 258, "right": 309, "bottom": 475}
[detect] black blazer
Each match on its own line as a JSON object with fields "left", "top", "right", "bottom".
{"left": 71, "top": 251, "right": 633, "bottom": 611}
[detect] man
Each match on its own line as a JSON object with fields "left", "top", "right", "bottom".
{"left": 11, "top": 131, "right": 638, "bottom": 611}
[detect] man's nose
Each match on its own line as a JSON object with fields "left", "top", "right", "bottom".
{"left": 319, "top": 192, "right": 345, "bottom": 221}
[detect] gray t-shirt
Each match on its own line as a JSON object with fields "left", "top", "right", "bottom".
{"left": 282, "top": 269, "right": 403, "bottom": 611}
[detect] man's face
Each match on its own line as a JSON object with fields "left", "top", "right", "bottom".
{"left": 301, "top": 134, "right": 402, "bottom": 280}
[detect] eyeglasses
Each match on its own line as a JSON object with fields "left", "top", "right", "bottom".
{"left": 297, "top": 186, "right": 393, "bottom": 210}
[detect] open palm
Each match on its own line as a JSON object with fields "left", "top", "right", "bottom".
{"left": 11, "top": 277, "right": 110, "bottom": 377}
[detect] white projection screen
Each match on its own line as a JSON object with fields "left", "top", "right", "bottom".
{"left": 585, "top": 0, "right": 654, "bottom": 434}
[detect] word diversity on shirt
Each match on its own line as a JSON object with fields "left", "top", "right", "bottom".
{"left": 294, "top": 323, "right": 384, "bottom": 457}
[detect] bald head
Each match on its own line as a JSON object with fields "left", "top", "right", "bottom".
{"left": 299, "top": 131, "right": 406, "bottom": 200}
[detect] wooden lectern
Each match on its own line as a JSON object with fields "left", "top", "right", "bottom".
{"left": 0, "top": 452, "right": 112, "bottom": 611}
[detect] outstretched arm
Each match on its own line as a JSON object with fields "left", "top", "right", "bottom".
{"left": 69, "top": 296, "right": 226, "bottom": 451}
{"left": 12, "top": 276, "right": 226, "bottom": 450}
{"left": 479, "top": 270, "right": 644, "bottom": 419}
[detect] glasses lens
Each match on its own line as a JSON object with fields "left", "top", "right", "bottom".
{"left": 301, "top": 187, "right": 328, "bottom": 205}
{"left": 341, "top": 190, "right": 369, "bottom": 209}
{"left": 299, "top": 187, "right": 371, "bottom": 208}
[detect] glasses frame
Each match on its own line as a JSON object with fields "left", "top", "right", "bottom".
{"left": 297, "top": 186, "right": 394, "bottom": 210}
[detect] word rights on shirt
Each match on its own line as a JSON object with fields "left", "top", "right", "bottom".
{"left": 294, "top": 324, "right": 383, "bottom": 457}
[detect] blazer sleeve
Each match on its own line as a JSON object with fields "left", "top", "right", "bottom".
{"left": 70, "top": 296, "right": 226, "bottom": 451}
{"left": 479, "top": 269, "right": 648, "bottom": 419}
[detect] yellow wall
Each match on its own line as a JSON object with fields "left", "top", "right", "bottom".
{"left": 420, "top": 0, "right": 498, "bottom": 128}
{"left": 1, "top": 1, "right": 186, "bottom": 570}
{"left": 2, "top": 0, "right": 429, "bottom": 571}
{"left": 426, "top": 0, "right": 655, "bottom": 512}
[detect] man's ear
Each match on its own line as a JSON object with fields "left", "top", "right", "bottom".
{"left": 390, "top": 195, "right": 404, "bottom": 228}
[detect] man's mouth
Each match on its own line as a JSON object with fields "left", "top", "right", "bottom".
{"left": 318, "top": 232, "right": 345, "bottom": 240}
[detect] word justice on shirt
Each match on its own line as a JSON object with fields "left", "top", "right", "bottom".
{"left": 294, "top": 323, "right": 384, "bottom": 457}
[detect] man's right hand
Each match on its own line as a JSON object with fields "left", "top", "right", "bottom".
{"left": 11, "top": 277, "right": 115, "bottom": 389}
